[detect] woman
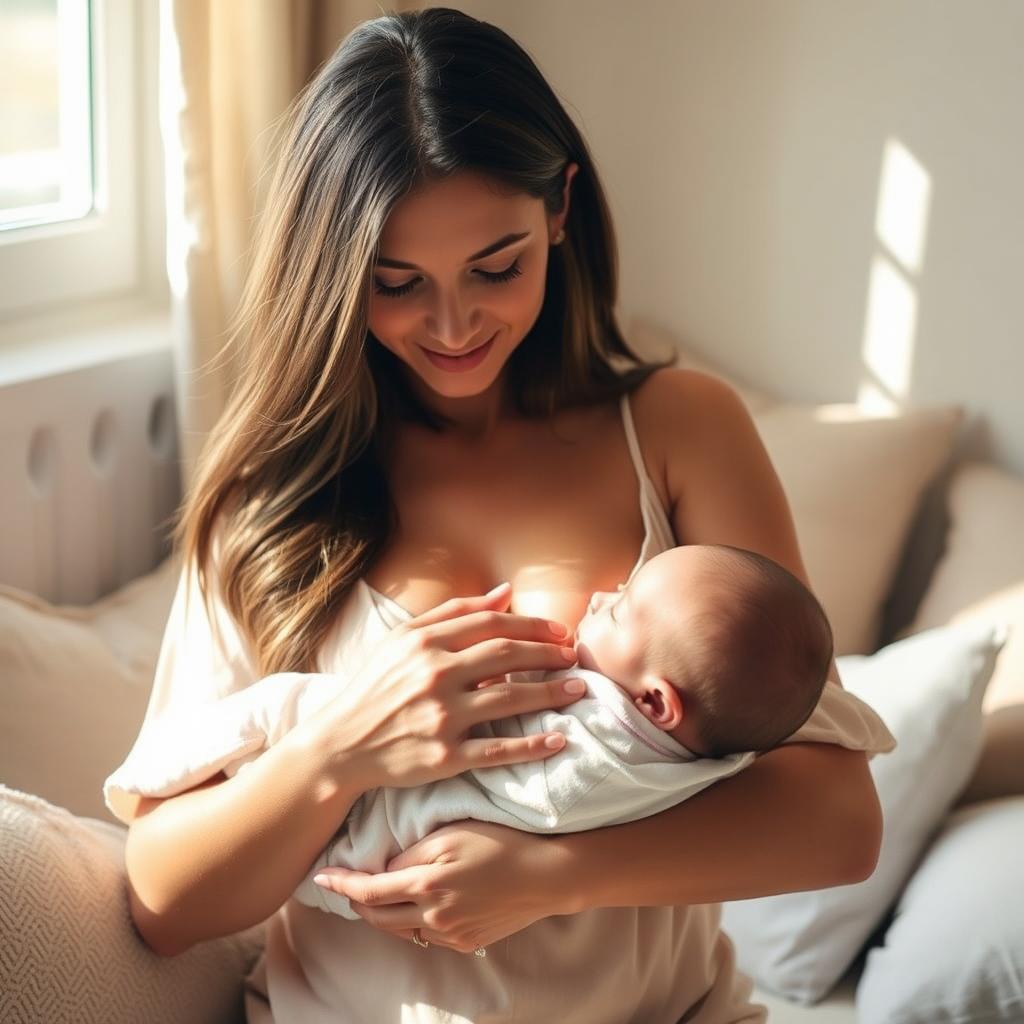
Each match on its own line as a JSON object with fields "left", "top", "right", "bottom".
{"left": 112, "top": 9, "right": 887, "bottom": 1022}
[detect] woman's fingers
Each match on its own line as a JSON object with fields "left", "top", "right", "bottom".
{"left": 459, "top": 724, "right": 571, "bottom": 767}
{"left": 468, "top": 672, "right": 586, "bottom": 718}
{"left": 449, "top": 635, "right": 578, "bottom": 687}
{"left": 472, "top": 672, "right": 509, "bottom": 690}
{"left": 313, "top": 865, "right": 424, "bottom": 908}
{"left": 406, "top": 583, "right": 512, "bottom": 628}
{"left": 401, "top": 587, "right": 574, "bottom": 653}
{"left": 421, "top": 608, "right": 574, "bottom": 653}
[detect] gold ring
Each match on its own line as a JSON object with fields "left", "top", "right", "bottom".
{"left": 474, "top": 945, "right": 487, "bottom": 957}
{"left": 411, "top": 928, "right": 430, "bottom": 948}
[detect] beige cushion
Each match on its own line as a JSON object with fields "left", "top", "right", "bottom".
{"left": 0, "top": 556, "right": 180, "bottom": 823}
{"left": 0, "top": 784, "right": 265, "bottom": 1024}
{"left": 898, "top": 461, "right": 1024, "bottom": 804}
{"left": 624, "top": 315, "right": 963, "bottom": 655}
{"left": 753, "top": 402, "right": 962, "bottom": 654}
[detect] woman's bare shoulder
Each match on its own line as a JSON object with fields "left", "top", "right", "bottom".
{"left": 628, "top": 366, "right": 751, "bottom": 520}
{"left": 629, "top": 366, "right": 813, "bottom": 587}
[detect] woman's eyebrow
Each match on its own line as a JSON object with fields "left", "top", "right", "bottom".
{"left": 376, "top": 231, "right": 531, "bottom": 270}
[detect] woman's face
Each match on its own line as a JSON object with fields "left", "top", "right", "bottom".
{"left": 367, "top": 167, "right": 576, "bottom": 404}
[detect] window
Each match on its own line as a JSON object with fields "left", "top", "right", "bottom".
{"left": 0, "top": 0, "right": 150, "bottom": 322}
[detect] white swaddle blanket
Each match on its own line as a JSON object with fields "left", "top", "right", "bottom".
{"left": 104, "top": 662, "right": 896, "bottom": 920}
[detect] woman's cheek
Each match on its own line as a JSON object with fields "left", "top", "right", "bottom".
{"left": 507, "top": 257, "right": 548, "bottom": 330}
{"left": 367, "top": 301, "right": 415, "bottom": 348}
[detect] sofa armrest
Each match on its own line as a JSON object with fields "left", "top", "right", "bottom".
{"left": 0, "top": 785, "right": 266, "bottom": 1024}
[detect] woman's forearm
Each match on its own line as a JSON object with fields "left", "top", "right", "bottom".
{"left": 124, "top": 723, "right": 368, "bottom": 956}
{"left": 546, "top": 742, "right": 882, "bottom": 914}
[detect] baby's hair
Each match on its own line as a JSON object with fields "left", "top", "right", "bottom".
{"left": 658, "top": 544, "right": 834, "bottom": 758}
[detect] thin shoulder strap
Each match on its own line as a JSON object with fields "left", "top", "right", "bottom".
{"left": 619, "top": 391, "right": 647, "bottom": 487}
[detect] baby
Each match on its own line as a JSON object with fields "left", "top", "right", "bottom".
{"left": 574, "top": 542, "right": 835, "bottom": 759}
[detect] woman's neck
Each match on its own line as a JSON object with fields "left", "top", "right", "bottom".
{"left": 408, "top": 370, "right": 517, "bottom": 444}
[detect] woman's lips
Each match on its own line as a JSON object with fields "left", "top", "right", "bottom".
{"left": 420, "top": 332, "right": 497, "bottom": 373}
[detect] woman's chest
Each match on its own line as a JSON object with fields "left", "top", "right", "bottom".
{"left": 364, "top": 402, "right": 668, "bottom": 630}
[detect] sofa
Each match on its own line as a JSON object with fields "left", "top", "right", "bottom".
{"left": 1, "top": 316, "right": 1022, "bottom": 1023}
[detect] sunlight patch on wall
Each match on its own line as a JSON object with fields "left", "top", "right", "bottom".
{"left": 858, "top": 139, "right": 932, "bottom": 413}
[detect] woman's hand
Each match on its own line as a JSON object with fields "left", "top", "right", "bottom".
{"left": 312, "top": 820, "right": 571, "bottom": 953}
{"left": 302, "top": 582, "right": 584, "bottom": 792}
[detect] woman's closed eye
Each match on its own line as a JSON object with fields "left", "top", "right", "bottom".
{"left": 373, "top": 258, "right": 524, "bottom": 298}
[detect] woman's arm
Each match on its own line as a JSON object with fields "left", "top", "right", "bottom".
{"left": 123, "top": 723, "right": 369, "bottom": 956}
{"left": 547, "top": 740, "right": 880, "bottom": 913}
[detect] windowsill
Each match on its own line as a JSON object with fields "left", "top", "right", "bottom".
{"left": 0, "top": 296, "right": 174, "bottom": 388}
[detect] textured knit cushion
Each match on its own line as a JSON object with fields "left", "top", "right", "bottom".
{"left": 0, "top": 784, "right": 266, "bottom": 1024}
{"left": 720, "top": 618, "right": 1008, "bottom": 1005}
{"left": 856, "top": 795, "right": 1024, "bottom": 1023}
{"left": 0, "top": 556, "right": 179, "bottom": 823}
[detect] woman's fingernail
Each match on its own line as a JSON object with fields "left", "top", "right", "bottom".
{"left": 564, "top": 678, "right": 585, "bottom": 693}
{"left": 548, "top": 620, "right": 569, "bottom": 638}
{"left": 545, "top": 733, "right": 565, "bottom": 748}
{"left": 313, "top": 874, "right": 330, "bottom": 887}
{"left": 486, "top": 581, "right": 511, "bottom": 597}
{"left": 561, "top": 647, "right": 578, "bottom": 663}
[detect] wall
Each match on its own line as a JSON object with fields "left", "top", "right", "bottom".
{"left": 457, "top": 0, "right": 1024, "bottom": 475}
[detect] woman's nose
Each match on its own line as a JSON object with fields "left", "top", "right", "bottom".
{"left": 429, "top": 293, "right": 480, "bottom": 352}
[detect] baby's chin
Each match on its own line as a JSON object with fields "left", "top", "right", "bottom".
{"left": 572, "top": 639, "right": 601, "bottom": 674}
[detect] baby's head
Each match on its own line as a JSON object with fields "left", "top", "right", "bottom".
{"left": 573, "top": 544, "right": 833, "bottom": 758}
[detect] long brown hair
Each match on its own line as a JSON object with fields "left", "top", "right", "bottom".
{"left": 170, "top": 7, "right": 673, "bottom": 676}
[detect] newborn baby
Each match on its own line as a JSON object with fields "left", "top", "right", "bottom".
{"left": 574, "top": 542, "right": 836, "bottom": 759}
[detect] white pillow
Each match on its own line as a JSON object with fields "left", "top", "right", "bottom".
{"left": 856, "top": 795, "right": 1024, "bottom": 1023}
{"left": 720, "top": 618, "right": 1009, "bottom": 1005}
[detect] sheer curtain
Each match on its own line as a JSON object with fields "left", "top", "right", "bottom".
{"left": 160, "top": 0, "right": 424, "bottom": 487}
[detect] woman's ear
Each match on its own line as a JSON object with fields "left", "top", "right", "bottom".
{"left": 550, "top": 161, "right": 579, "bottom": 239}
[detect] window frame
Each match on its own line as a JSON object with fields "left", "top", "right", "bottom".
{"left": 0, "top": 0, "right": 161, "bottom": 327}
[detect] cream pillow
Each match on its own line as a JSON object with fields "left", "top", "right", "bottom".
{"left": 0, "top": 784, "right": 266, "bottom": 1024}
{"left": 624, "top": 314, "right": 963, "bottom": 655}
{"left": 753, "top": 401, "right": 962, "bottom": 654}
{"left": 897, "top": 461, "right": 1024, "bottom": 804}
{"left": 0, "top": 556, "right": 179, "bottom": 823}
